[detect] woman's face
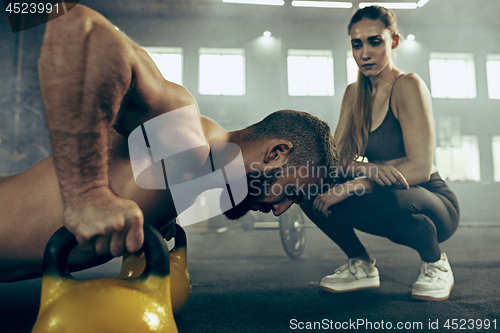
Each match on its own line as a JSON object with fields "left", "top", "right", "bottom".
{"left": 350, "top": 18, "right": 398, "bottom": 78}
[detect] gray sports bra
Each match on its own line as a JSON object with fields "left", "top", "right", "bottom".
{"left": 363, "top": 74, "right": 407, "bottom": 161}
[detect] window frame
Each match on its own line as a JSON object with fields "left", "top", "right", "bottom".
{"left": 198, "top": 48, "right": 246, "bottom": 96}
{"left": 346, "top": 51, "right": 358, "bottom": 85}
{"left": 143, "top": 47, "right": 183, "bottom": 86}
{"left": 486, "top": 54, "right": 500, "bottom": 100}
{"left": 492, "top": 136, "right": 500, "bottom": 182}
{"left": 428, "top": 52, "right": 477, "bottom": 99}
{"left": 435, "top": 135, "right": 481, "bottom": 182}
{"left": 287, "top": 49, "right": 335, "bottom": 97}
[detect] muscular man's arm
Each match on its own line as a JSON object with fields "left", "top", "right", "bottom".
{"left": 38, "top": 5, "right": 144, "bottom": 256}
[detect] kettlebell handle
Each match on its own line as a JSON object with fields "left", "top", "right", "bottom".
{"left": 42, "top": 224, "right": 170, "bottom": 278}
{"left": 171, "top": 224, "right": 187, "bottom": 250}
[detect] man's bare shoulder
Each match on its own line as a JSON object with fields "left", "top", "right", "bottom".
{"left": 73, "top": 7, "right": 197, "bottom": 118}
{"left": 48, "top": 4, "right": 113, "bottom": 30}
{"left": 49, "top": 4, "right": 200, "bottom": 134}
{"left": 201, "top": 116, "right": 228, "bottom": 143}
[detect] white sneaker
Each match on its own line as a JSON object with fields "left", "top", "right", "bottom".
{"left": 411, "top": 253, "right": 454, "bottom": 301}
{"left": 320, "top": 258, "right": 380, "bottom": 293}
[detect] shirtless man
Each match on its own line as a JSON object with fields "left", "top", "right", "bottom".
{"left": 0, "top": 4, "right": 337, "bottom": 282}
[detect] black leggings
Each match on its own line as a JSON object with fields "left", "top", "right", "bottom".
{"left": 300, "top": 172, "right": 460, "bottom": 263}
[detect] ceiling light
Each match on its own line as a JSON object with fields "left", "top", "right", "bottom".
{"left": 407, "top": 34, "right": 415, "bottom": 41}
{"left": 263, "top": 31, "right": 271, "bottom": 37}
{"left": 417, "top": 0, "right": 430, "bottom": 7}
{"left": 222, "top": 0, "right": 284, "bottom": 6}
{"left": 359, "top": 2, "right": 418, "bottom": 9}
{"left": 292, "top": 1, "right": 353, "bottom": 8}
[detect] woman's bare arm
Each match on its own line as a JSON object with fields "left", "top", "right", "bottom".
{"left": 385, "top": 73, "right": 435, "bottom": 185}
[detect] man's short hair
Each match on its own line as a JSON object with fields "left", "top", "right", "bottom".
{"left": 244, "top": 109, "right": 339, "bottom": 184}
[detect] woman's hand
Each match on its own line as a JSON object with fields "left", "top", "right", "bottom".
{"left": 364, "top": 163, "right": 409, "bottom": 189}
{"left": 313, "top": 178, "right": 376, "bottom": 218}
{"left": 313, "top": 183, "right": 351, "bottom": 218}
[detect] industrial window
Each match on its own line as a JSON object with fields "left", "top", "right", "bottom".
{"left": 429, "top": 53, "right": 476, "bottom": 99}
{"left": 486, "top": 54, "right": 500, "bottom": 99}
{"left": 435, "top": 136, "right": 480, "bottom": 181}
{"left": 143, "top": 47, "right": 183, "bottom": 86}
{"left": 287, "top": 49, "right": 334, "bottom": 96}
{"left": 492, "top": 136, "right": 500, "bottom": 182}
{"left": 198, "top": 48, "right": 245, "bottom": 96}
{"left": 346, "top": 51, "right": 358, "bottom": 84}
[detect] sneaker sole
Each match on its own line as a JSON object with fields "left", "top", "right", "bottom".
{"left": 320, "top": 277, "right": 380, "bottom": 293}
{"left": 411, "top": 276, "right": 454, "bottom": 301}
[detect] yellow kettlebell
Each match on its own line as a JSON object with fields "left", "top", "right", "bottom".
{"left": 120, "top": 223, "right": 191, "bottom": 316}
{"left": 32, "top": 225, "right": 178, "bottom": 333}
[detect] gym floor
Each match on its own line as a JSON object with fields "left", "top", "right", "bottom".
{"left": 1, "top": 222, "right": 499, "bottom": 333}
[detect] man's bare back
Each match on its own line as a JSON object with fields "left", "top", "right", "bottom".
{"left": 0, "top": 4, "right": 228, "bottom": 281}
{"left": 0, "top": 111, "right": 228, "bottom": 281}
